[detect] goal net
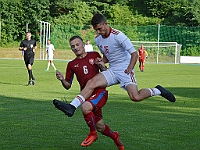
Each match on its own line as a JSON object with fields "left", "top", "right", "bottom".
{"left": 131, "top": 41, "right": 182, "bottom": 64}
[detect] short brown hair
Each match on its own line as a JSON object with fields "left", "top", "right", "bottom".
{"left": 69, "top": 36, "right": 83, "bottom": 42}
{"left": 91, "top": 13, "right": 106, "bottom": 27}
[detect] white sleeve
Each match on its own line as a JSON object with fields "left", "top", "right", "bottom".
{"left": 117, "top": 32, "right": 136, "bottom": 54}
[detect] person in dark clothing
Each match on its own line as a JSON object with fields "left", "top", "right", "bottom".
{"left": 19, "top": 31, "right": 37, "bottom": 85}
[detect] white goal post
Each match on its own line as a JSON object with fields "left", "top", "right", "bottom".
{"left": 131, "top": 41, "right": 182, "bottom": 64}
{"left": 26, "top": 20, "right": 51, "bottom": 60}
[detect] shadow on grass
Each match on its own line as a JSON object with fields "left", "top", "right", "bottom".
{"left": 168, "top": 87, "right": 200, "bottom": 99}
{"left": 108, "top": 86, "right": 200, "bottom": 101}
{"left": 0, "top": 85, "right": 200, "bottom": 150}
{"left": 0, "top": 81, "right": 30, "bottom": 86}
{"left": 0, "top": 95, "right": 87, "bottom": 150}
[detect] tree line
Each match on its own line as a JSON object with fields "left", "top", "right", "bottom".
{"left": 0, "top": 0, "right": 200, "bottom": 48}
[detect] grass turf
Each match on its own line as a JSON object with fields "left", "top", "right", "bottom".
{"left": 0, "top": 59, "right": 200, "bottom": 150}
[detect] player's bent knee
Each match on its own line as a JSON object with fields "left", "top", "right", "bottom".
{"left": 81, "top": 102, "right": 93, "bottom": 115}
{"left": 129, "top": 95, "right": 141, "bottom": 102}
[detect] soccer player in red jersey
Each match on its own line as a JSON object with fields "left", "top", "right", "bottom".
{"left": 53, "top": 36, "right": 124, "bottom": 150}
{"left": 138, "top": 45, "right": 147, "bottom": 72}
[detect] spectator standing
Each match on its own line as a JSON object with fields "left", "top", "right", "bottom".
{"left": 46, "top": 39, "right": 57, "bottom": 71}
{"left": 85, "top": 39, "right": 94, "bottom": 52}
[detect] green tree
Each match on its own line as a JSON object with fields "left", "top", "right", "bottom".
{"left": 144, "top": 0, "right": 199, "bottom": 26}
{"left": 49, "top": 0, "right": 74, "bottom": 17}
{"left": 107, "top": 4, "right": 161, "bottom": 26}
{"left": 0, "top": 0, "right": 51, "bottom": 46}
{"left": 107, "top": 4, "right": 134, "bottom": 25}
{"left": 22, "top": 0, "right": 51, "bottom": 40}
{"left": 0, "top": 0, "right": 24, "bottom": 45}
{"left": 53, "top": 1, "right": 93, "bottom": 26}
{"left": 184, "top": 0, "right": 200, "bottom": 25}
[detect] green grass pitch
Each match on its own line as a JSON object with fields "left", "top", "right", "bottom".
{"left": 0, "top": 59, "right": 200, "bottom": 150}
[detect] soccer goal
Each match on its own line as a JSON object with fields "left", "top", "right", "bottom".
{"left": 131, "top": 41, "right": 182, "bottom": 64}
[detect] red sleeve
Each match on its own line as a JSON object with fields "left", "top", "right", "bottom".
{"left": 64, "top": 52, "right": 102, "bottom": 90}
{"left": 65, "top": 62, "right": 74, "bottom": 85}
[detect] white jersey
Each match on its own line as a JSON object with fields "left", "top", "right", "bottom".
{"left": 95, "top": 28, "right": 136, "bottom": 71}
{"left": 85, "top": 44, "right": 93, "bottom": 52}
{"left": 46, "top": 44, "right": 55, "bottom": 60}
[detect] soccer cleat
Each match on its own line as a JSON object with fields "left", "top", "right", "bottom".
{"left": 32, "top": 80, "right": 35, "bottom": 85}
{"left": 53, "top": 99, "right": 76, "bottom": 117}
{"left": 113, "top": 132, "right": 124, "bottom": 150}
{"left": 27, "top": 80, "right": 31, "bottom": 86}
{"left": 81, "top": 133, "right": 98, "bottom": 147}
{"left": 155, "top": 85, "right": 176, "bottom": 102}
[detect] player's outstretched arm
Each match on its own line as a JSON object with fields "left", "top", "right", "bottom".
{"left": 56, "top": 70, "right": 71, "bottom": 90}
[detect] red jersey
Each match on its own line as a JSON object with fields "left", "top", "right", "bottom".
{"left": 65, "top": 52, "right": 102, "bottom": 90}
{"left": 138, "top": 48, "right": 146, "bottom": 59}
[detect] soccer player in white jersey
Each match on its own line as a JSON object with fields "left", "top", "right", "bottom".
{"left": 53, "top": 13, "right": 176, "bottom": 118}
{"left": 46, "top": 39, "right": 57, "bottom": 71}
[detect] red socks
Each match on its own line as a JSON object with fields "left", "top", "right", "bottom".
{"left": 84, "top": 112, "right": 96, "bottom": 134}
{"left": 101, "top": 124, "right": 115, "bottom": 140}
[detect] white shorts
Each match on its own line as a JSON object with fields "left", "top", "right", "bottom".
{"left": 101, "top": 68, "right": 137, "bottom": 90}
{"left": 47, "top": 54, "right": 53, "bottom": 60}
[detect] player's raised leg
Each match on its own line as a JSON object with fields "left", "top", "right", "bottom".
{"left": 155, "top": 85, "right": 176, "bottom": 102}
{"left": 53, "top": 99, "right": 76, "bottom": 117}
{"left": 126, "top": 84, "right": 176, "bottom": 102}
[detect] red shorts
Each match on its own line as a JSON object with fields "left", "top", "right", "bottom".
{"left": 86, "top": 88, "right": 108, "bottom": 123}
{"left": 139, "top": 57, "right": 145, "bottom": 63}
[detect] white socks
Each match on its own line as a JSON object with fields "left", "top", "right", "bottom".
{"left": 47, "top": 62, "right": 50, "bottom": 70}
{"left": 51, "top": 62, "right": 56, "bottom": 70}
{"left": 148, "top": 88, "right": 161, "bottom": 96}
{"left": 47, "top": 62, "right": 56, "bottom": 70}
{"left": 70, "top": 94, "right": 85, "bottom": 108}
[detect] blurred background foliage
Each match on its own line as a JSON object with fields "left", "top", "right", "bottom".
{"left": 0, "top": 0, "right": 200, "bottom": 56}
